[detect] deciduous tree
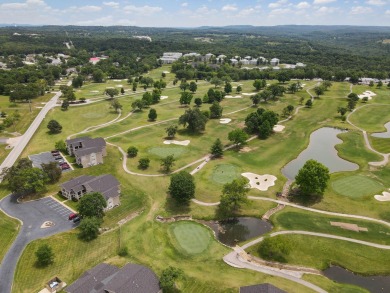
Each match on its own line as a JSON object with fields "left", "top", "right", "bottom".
{"left": 35, "top": 244, "right": 54, "bottom": 267}
{"left": 78, "top": 192, "right": 107, "bottom": 219}
{"left": 295, "top": 159, "right": 330, "bottom": 196}
{"left": 47, "top": 120, "right": 62, "bottom": 134}
{"left": 168, "top": 171, "right": 195, "bottom": 204}
{"left": 210, "top": 138, "right": 224, "bottom": 158}
{"left": 218, "top": 177, "right": 249, "bottom": 216}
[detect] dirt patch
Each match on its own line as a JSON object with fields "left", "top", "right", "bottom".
{"left": 117, "top": 210, "right": 143, "bottom": 226}
{"left": 330, "top": 222, "right": 368, "bottom": 232}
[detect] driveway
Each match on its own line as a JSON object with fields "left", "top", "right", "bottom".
{"left": 0, "top": 195, "right": 77, "bottom": 293}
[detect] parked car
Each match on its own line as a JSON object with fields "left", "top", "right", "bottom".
{"left": 51, "top": 150, "right": 59, "bottom": 154}
{"left": 57, "top": 159, "right": 64, "bottom": 164}
{"left": 68, "top": 213, "right": 78, "bottom": 220}
{"left": 73, "top": 216, "right": 81, "bottom": 223}
{"left": 54, "top": 156, "right": 63, "bottom": 160}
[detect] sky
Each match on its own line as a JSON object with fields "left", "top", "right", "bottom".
{"left": 0, "top": 0, "right": 389, "bottom": 27}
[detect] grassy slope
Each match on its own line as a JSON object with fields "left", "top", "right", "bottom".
{"left": 0, "top": 210, "right": 19, "bottom": 263}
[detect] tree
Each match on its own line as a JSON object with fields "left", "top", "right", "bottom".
{"left": 140, "top": 77, "right": 154, "bottom": 88}
{"left": 218, "top": 177, "right": 249, "bottom": 216}
{"left": 347, "top": 93, "right": 359, "bottom": 102}
{"left": 161, "top": 155, "right": 176, "bottom": 173}
{"left": 55, "top": 140, "right": 67, "bottom": 153}
{"left": 160, "top": 267, "right": 183, "bottom": 292}
{"left": 179, "top": 91, "right": 193, "bottom": 106}
{"left": 295, "top": 159, "right": 330, "bottom": 196}
{"left": 287, "top": 83, "right": 298, "bottom": 94}
{"left": 253, "top": 79, "right": 266, "bottom": 91}
{"left": 210, "top": 77, "right": 223, "bottom": 88}
{"left": 168, "top": 171, "right": 195, "bottom": 204}
{"left": 189, "top": 81, "right": 198, "bottom": 93}
{"left": 131, "top": 100, "right": 145, "bottom": 111}
{"left": 72, "top": 75, "right": 84, "bottom": 88}
{"left": 305, "top": 99, "right": 312, "bottom": 108}
{"left": 258, "top": 236, "right": 291, "bottom": 263}
{"left": 138, "top": 158, "right": 150, "bottom": 169}
{"left": 105, "top": 88, "right": 119, "bottom": 98}
{"left": 132, "top": 82, "right": 138, "bottom": 92}
{"left": 142, "top": 92, "right": 153, "bottom": 106}
{"left": 127, "top": 146, "right": 138, "bottom": 158}
{"left": 337, "top": 107, "right": 347, "bottom": 117}
{"left": 148, "top": 108, "right": 157, "bottom": 121}
{"left": 78, "top": 217, "right": 101, "bottom": 241}
{"left": 258, "top": 120, "right": 272, "bottom": 139}
{"left": 151, "top": 89, "right": 161, "bottom": 104}
{"left": 260, "top": 90, "right": 272, "bottom": 103}
{"left": 347, "top": 99, "right": 357, "bottom": 111}
{"left": 250, "top": 94, "right": 261, "bottom": 106}
{"left": 314, "top": 86, "right": 324, "bottom": 98}
{"left": 277, "top": 71, "right": 290, "bottom": 83}
{"left": 92, "top": 69, "right": 105, "bottom": 83}
{"left": 209, "top": 102, "right": 223, "bottom": 119}
{"left": 377, "top": 80, "right": 383, "bottom": 88}
{"left": 47, "top": 120, "right": 62, "bottom": 134}
{"left": 299, "top": 97, "right": 304, "bottom": 105}
{"left": 120, "top": 87, "right": 125, "bottom": 94}
{"left": 224, "top": 82, "right": 232, "bottom": 94}
{"left": 41, "top": 162, "right": 62, "bottom": 183}
{"left": 194, "top": 97, "right": 202, "bottom": 107}
{"left": 110, "top": 99, "right": 122, "bottom": 113}
{"left": 236, "top": 85, "right": 242, "bottom": 93}
{"left": 369, "top": 81, "right": 374, "bottom": 87}
{"left": 78, "top": 192, "right": 107, "bottom": 219}
{"left": 35, "top": 244, "right": 54, "bottom": 267}
{"left": 210, "top": 138, "right": 224, "bottom": 158}
{"left": 180, "top": 81, "right": 189, "bottom": 91}
{"left": 165, "top": 125, "right": 178, "bottom": 138}
{"left": 228, "top": 129, "right": 249, "bottom": 147}
{"left": 362, "top": 96, "right": 369, "bottom": 103}
{"left": 179, "top": 108, "right": 208, "bottom": 133}
{"left": 61, "top": 100, "right": 69, "bottom": 111}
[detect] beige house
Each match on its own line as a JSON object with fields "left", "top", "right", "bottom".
{"left": 61, "top": 174, "right": 120, "bottom": 210}
{"left": 66, "top": 137, "right": 106, "bottom": 168}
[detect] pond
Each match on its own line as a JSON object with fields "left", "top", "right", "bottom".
{"left": 282, "top": 127, "right": 359, "bottom": 180}
{"left": 203, "top": 217, "right": 272, "bottom": 247}
{"left": 323, "top": 266, "right": 390, "bottom": 293}
{"left": 372, "top": 122, "right": 390, "bottom": 138}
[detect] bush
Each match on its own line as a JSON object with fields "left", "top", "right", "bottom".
{"left": 138, "top": 158, "right": 150, "bottom": 169}
{"left": 127, "top": 146, "right": 138, "bottom": 158}
{"left": 258, "top": 236, "right": 291, "bottom": 263}
{"left": 118, "top": 246, "right": 129, "bottom": 257}
{"left": 35, "top": 244, "right": 54, "bottom": 267}
{"left": 78, "top": 217, "right": 101, "bottom": 241}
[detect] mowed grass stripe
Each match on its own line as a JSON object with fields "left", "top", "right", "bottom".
{"left": 171, "top": 222, "right": 212, "bottom": 255}
{"left": 332, "top": 175, "right": 384, "bottom": 198}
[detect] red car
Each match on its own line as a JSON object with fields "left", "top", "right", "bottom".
{"left": 68, "top": 213, "right": 78, "bottom": 220}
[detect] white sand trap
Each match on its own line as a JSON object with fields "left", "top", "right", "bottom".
{"left": 40, "top": 102, "right": 47, "bottom": 104}
{"left": 273, "top": 125, "right": 285, "bottom": 132}
{"left": 160, "top": 96, "right": 169, "bottom": 100}
{"left": 374, "top": 191, "right": 390, "bottom": 201}
{"left": 220, "top": 118, "right": 232, "bottom": 124}
{"left": 225, "top": 95, "right": 242, "bottom": 99}
{"left": 358, "top": 90, "right": 376, "bottom": 100}
{"left": 242, "top": 93, "right": 257, "bottom": 96}
{"left": 35, "top": 106, "right": 43, "bottom": 109}
{"left": 6, "top": 136, "right": 22, "bottom": 148}
{"left": 90, "top": 90, "right": 99, "bottom": 93}
{"left": 163, "top": 140, "right": 190, "bottom": 146}
{"left": 241, "top": 172, "right": 277, "bottom": 191}
{"left": 301, "top": 83, "right": 306, "bottom": 87}
{"left": 106, "top": 87, "right": 114, "bottom": 89}
{"left": 113, "top": 79, "right": 123, "bottom": 82}
{"left": 163, "top": 71, "right": 170, "bottom": 74}
{"left": 116, "top": 85, "right": 123, "bottom": 87}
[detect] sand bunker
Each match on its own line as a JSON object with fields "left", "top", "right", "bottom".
{"left": 163, "top": 140, "right": 190, "bottom": 146}
{"left": 116, "top": 85, "right": 123, "bottom": 87}
{"left": 106, "top": 87, "right": 114, "bottom": 89}
{"left": 160, "top": 96, "right": 169, "bottom": 100}
{"left": 90, "top": 90, "right": 99, "bottom": 93}
{"left": 113, "top": 79, "right": 123, "bottom": 82}
{"left": 241, "top": 172, "right": 277, "bottom": 191}
{"left": 225, "top": 95, "right": 242, "bottom": 99}
{"left": 330, "top": 222, "right": 368, "bottom": 232}
{"left": 358, "top": 90, "right": 376, "bottom": 100}
{"left": 6, "top": 136, "right": 22, "bottom": 149}
{"left": 220, "top": 118, "right": 232, "bottom": 124}
{"left": 35, "top": 106, "right": 43, "bottom": 109}
{"left": 242, "top": 93, "right": 257, "bottom": 96}
{"left": 374, "top": 191, "right": 390, "bottom": 201}
{"left": 273, "top": 125, "right": 285, "bottom": 132}
{"left": 163, "top": 71, "right": 170, "bottom": 74}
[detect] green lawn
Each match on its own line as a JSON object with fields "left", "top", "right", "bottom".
{"left": 349, "top": 104, "right": 390, "bottom": 132}
{"left": 0, "top": 210, "right": 19, "bottom": 263}
{"left": 331, "top": 175, "right": 384, "bottom": 198}
{"left": 169, "top": 221, "right": 212, "bottom": 255}
{"left": 369, "top": 136, "right": 390, "bottom": 154}
{"left": 148, "top": 146, "right": 188, "bottom": 158}
{"left": 272, "top": 208, "right": 390, "bottom": 245}
{"left": 211, "top": 164, "right": 241, "bottom": 184}
{"left": 248, "top": 234, "right": 390, "bottom": 275}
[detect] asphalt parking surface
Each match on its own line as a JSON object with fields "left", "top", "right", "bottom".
{"left": 0, "top": 194, "right": 78, "bottom": 293}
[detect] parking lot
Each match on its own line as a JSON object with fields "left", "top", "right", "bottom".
{"left": 29, "top": 151, "right": 73, "bottom": 172}
{"left": 42, "top": 197, "right": 76, "bottom": 220}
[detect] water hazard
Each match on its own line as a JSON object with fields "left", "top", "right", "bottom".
{"left": 372, "top": 122, "right": 390, "bottom": 138}
{"left": 282, "top": 127, "right": 358, "bottom": 180}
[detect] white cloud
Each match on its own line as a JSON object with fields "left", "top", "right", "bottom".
{"left": 350, "top": 6, "right": 373, "bottom": 14}
{"left": 316, "top": 6, "right": 337, "bottom": 13}
{"left": 195, "top": 5, "right": 218, "bottom": 15}
{"left": 270, "top": 8, "right": 292, "bottom": 15}
{"left": 366, "top": 0, "right": 386, "bottom": 5}
{"left": 238, "top": 5, "right": 261, "bottom": 16}
{"left": 222, "top": 4, "right": 238, "bottom": 11}
{"left": 124, "top": 5, "right": 162, "bottom": 15}
{"left": 297, "top": 2, "right": 311, "bottom": 9}
{"left": 386, "top": 9, "right": 390, "bottom": 14}
{"left": 313, "top": 0, "right": 336, "bottom": 4}
{"left": 103, "top": 2, "right": 119, "bottom": 8}
{"left": 181, "top": 2, "right": 188, "bottom": 7}
{"left": 268, "top": 0, "right": 289, "bottom": 9}
{"left": 78, "top": 5, "right": 102, "bottom": 12}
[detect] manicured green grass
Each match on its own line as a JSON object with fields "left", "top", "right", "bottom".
{"left": 0, "top": 210, "right": 19, "bottom": 263}
{"left": 331, "top": 175, "right": 384, "bottom": 198}
{"left": 349, "top": 104, "right": 390, "bottom": 132}
{"left": 248, "top": 234, "right": 390, "bottom": 275}
{"left": 169, "top": 221, "right": 212, "bottom": 255}
{"left": 211, "top": 164, "right": 241, "bottom": 184}
{"left": 148, "top": 146, "right": 188, "bottom": 158}
{"left": 369, "top": 136, "right": 390, "bottom": 154}
{"left": 272, "top": 208, "right": 390, "bottom": 244}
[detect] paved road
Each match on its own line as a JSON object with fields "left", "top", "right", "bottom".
{"left": 0, "top": 90, "right": 64, "bottom": 180}
{"left": 0, "top": 195, "right": 76, "bottom": 293}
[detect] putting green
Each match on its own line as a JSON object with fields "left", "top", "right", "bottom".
{"left": 170, "top": 221, "right": 212, "bottom": 255}
{"left": 211, "top": 164, "right": 240, "bottom": 184}
{"left": 332, "top": 175, "right": 384, "bottom": 198}
{"left": 148, "top": 146, "right": 187, "bottom": 158}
